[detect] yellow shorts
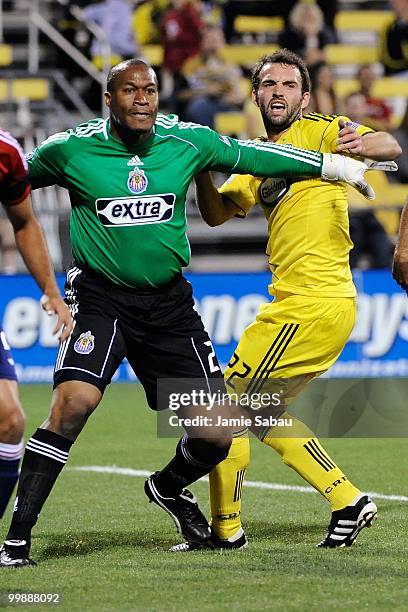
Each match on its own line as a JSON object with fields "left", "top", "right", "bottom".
{"left": 224, "top": 293, "right": 356, "bottom": 405}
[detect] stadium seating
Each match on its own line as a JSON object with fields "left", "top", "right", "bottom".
{"left": 141, "top": 43, "right": 381, "bottom": 70}
{"left": 222, "top": 44, "right": 279, "bottom": 65}
{"left": 233, "top": 15, "right": 283, "bottom": 37}
{"left": 334, "top": 78, "right": 408, "bottom": 99}
{"left": 0, "top": 78, "right": 49, "bottom": 101}
{"left": 141, "top": 44, "right": 281, "bottom": 68}
{"left": 334, "top": 10, "right": 393, "bottom": 33}
{"left": 326, "top": 45, "right": 377, "bottom": 65}
{"left": 0, "top": 44, "right": 12, "bottom": 66}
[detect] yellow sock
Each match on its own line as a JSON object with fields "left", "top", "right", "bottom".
{"left": 262, "top": 413, "right": 360, "bottom": 511}
{"left": 209, "top": 434, "right": 250, "bottom": 540}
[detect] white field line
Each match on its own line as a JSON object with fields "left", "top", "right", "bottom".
{"left": 67, "top": 465, "right": 408, "bottom": 503}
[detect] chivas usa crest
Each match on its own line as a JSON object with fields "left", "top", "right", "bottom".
{"left": 127, "top": 167, "right": 148, "bottom": 194}
{"left": 74, "top": 331, "right": 95, "bottom": 355}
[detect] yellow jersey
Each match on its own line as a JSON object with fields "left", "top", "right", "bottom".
{"left": 219, "top": 113, "right": 374, "bottom": 298}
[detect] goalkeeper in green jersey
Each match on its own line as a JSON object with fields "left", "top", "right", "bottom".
{"left": 0, "top": 58, "right": 389, "bottom": 567}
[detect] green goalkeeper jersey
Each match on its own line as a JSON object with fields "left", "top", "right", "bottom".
{"left": 28, "top": 114, "right": 323, "bottom": 289}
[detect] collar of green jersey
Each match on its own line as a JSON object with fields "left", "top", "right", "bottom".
{"left": 107, "top": 120, "right": 156, "bottom": 151}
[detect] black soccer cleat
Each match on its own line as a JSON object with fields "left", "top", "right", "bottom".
{"left": 317, "top": 495, "right": 378, "bottom": 548}
{"left": 0, "top": 540, "right": 37, "bottom": 568}
{"left": 170, "top": 527, "right": 248, "bottom": 552}
{"left": 145, "top": 473, "right": 211, "bottom": 544}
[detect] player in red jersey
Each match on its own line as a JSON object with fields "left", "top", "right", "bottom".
{"left": 0, "top": 129, "right": 72, "bottom": 523}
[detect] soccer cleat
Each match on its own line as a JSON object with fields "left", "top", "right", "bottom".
{"left": 0, "top": 540, "right": 36, "bottom": 567}
{"left": 144, "top": 473, "right": 211, "bottom": 544}
{"left": 170, "top": 528, "right": 248, "bottom": 552}
{"left": 317, "top": 494, "right": 378, "bottom": 548}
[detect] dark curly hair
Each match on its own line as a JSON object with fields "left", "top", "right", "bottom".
{"left": 251, "top": 49, "right": 311, "bottom": 96}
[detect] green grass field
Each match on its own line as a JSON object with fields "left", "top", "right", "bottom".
{"left": 1, "top": 383, "right": 407, "bottom": 612}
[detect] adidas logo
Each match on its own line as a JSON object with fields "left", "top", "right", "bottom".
{"left": 127, "top": 155, "right": 144, "bottom": 167}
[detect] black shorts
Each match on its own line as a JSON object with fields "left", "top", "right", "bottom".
{"left": 54, "top": 265, "right": 224, "bottom": 410}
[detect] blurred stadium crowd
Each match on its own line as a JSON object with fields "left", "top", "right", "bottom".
{"left": 0, "top": 0, "right": 406, "bottom": 273}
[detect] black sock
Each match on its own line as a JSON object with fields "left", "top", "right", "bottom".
{"left": 0, "top": 458, "right": 20, "bottom": 519}
{"left": 153, "top": 434, "right": 230, "bottom": 497}
{"left": 0, "top": 439, "right": 23, "bottom": 519}
{"left": 6, "top": 428, "right": 73, "bottom": 543}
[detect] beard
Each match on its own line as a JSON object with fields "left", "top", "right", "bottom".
{"left": 259, "top": 100, "right": 303, "bottom": 135}
{"left": 110, "top": 111, "right": 155, "bottom": 145}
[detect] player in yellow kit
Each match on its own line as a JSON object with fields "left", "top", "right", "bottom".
{"left": 172, "top": 49, "right": 401, "bottom": 551}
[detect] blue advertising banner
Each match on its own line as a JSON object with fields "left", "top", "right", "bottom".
{"left": 0, "top": 271, "right": 407, "bottom": 382}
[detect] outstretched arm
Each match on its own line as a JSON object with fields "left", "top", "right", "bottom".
{"left": 202, "top": 129, "right": 396, "bottom": 201}
{"left": 393, "top": 203, "right": 408, "bottom": 293}
{"left": 5, "top": 196, "right": 73, "bottom": 341}
{"left": 194, "top": 173, "right": 241, "bottom": 227}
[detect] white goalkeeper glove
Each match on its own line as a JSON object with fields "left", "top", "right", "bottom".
{"left": 321, "top": 154, "right": 398, "bottom": 200}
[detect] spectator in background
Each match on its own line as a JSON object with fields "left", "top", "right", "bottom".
{"left": 160, "top": 0, "right": 204, "bottom": 109}
{"left": 391, "top": 103, "right": 408, "bottom": 182}
{"left": 342, "top": 92, "right": 372, "bottom": 126}
{"left": 315, "top": 0, "right": 338, "bottom": 40}
{"left": 308, "top": 62, "right": 338, "bottom": 114}
{"left": 342, "top": 92, "right": 394, "bottom": 269}
{"left": 379, "top": 0, "right": 408, "bottom": 76}
{"left": 353, "top": 64, "right": 392, "bottom": 131}
{"left": 79, "top": 0, "right": 141, "bottom": 110}
{"left": 278, "top": 2, "right": 336, "bottom": 69}
{"left": 0, "top": 129, "right": 72, "bottom": 526}
{"left": 179, "top": 24, "right": 245, "bottom": 128}
{"left": 83, "top": 0, "right": 140, "bottom": 60}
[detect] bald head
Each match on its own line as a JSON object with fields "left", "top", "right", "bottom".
{"left": 106, "top": 59, "right": 158, "bottom": 93}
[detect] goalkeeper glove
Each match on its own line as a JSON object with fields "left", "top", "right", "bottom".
{"left": 321, "top": 154, "right": 398, "bottom": 200}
